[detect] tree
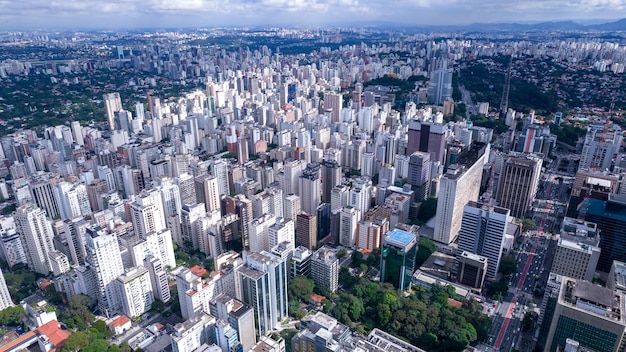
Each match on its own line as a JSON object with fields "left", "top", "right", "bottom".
{"left": 350, "top": 250, "right": 364, "bottom": 268}
{"left": 92, "top": 320, "right": 107, "bottom": 334}
{"left": 418, "top": 198, "right": 438, "bottom": 222}
{"left": 0, "top": 306, "right": 25, "bottom": 325}
{"left": 288, "top": 276, "right": 315, "bottom": 302}
{"left": 336, "top": 249, "right": 347, "bottom": 259}
{"left": 499, "top": 255, "right": 518, "bottom": 276}
{"left": 416, "top": 237, "right": 437, "bottom": 267}
{"left": 63, "top": 331, "right": 90, "bottom": 352}
{"left": 521, "top": 218, "right": 537, "bottom": 232}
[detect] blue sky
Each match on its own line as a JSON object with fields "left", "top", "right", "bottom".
{"left": 0, "top": 0, "right": 624, "bottom": 30}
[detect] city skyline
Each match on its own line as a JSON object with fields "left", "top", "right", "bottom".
{"left": 0, "top": 0, "right": 625, "bottom": 30}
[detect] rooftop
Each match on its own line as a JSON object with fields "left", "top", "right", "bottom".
{"left": 385, "top": 229, "right": 416, "bottom": 247}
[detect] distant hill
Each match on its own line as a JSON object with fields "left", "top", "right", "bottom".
{"left": 587, "top": 18, "right": 626, "bottom": 31}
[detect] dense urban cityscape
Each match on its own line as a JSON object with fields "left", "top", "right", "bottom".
{"left": 0, "top": 18, "right": 625, "bottom": 352}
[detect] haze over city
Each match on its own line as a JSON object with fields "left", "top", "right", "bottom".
{"left": 1, "top": 0, "right": 625, "bottom": 29}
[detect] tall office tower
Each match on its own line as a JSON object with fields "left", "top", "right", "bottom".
{"left": 296, "top": 213, "right": 317, "bottom": 250}
{"left": 252, "top": 188, "right": 283, "bottom": 219}
{"left": 284, "top": 160, "right": 304, "bottom": 196}
{"left": 580, "top": 194, "right": 626, "bottom": 272}
{"left": 181, "top": 203, "right": 206, "bottom": 248}
{"left": 283, "top": 194, "right": 301, "bottom": 222}
{"left": 427, "top": 69, "right": 453, "bottom": 105}
{"left": 29, "top": 179, "right": 60, "bottom": 219}
{"left": 84, "top": 226, "right": 125, "bottom": 317}
{"left": 381, "top": 133, "right": 399, "bottom": 165}
{"left": 321, "top": 160, "right": 341, "bottom": 204}
{"left": 248, "top": 214, "right": 276, "bottom": 253}
{"left": 211, "top": 159, "right": 230, "bottom": 197}
{"left": 268, "top": 218, "right": 295, "bottom": 250}
{"left": 299, "top": 163, "right": 322, "bottom": 215}
{"left": 405, "top": 120, "right": 447, "bottom": 164}
{"left": 195, "top": 174, "right": 221, "bottom": 213}
{"left": 176, "top": 173, "right": 196, "bottom": 206}
{"left": 551, "top": 238, "right": 600, "bottom": 281}
{"left": 324, "top": 92, "right": 342, "bottom": 123}
{"left": 15, "top": 204, "right": 55, "bottom": 274}
{"left": 349, "top": 178, "right": 372, "bottom": 218}
{"left": 236, "top": 251, "right": 288, "bottom": 336}
{"left": 55, "top": 182, "right": 91, "bottom": 220}
{"left": 156, "top": 178, "right": 182, "bottom": 218}
{"left": 539, "top": 276, "right": 626, "bottom": 352}
{"left": 567, "top": 168, "right": 620, "bottom": 217}
{"left": 0, "top": 266, "right": 13, "bottom": 310}
{"left": 103, "top": 92, "right": 122, "bottom": 131}
{"left": 457, "top": 201, "right": 510, "bottom": 280}
{"left": 144, "top": 255, "right": 170, "bottom": 303}
{"left": 130, "top": 190, "right": 166, "bottom": 240}
{"left": 380, "top": 229, "right": 417, "bottom": 291}
{"left": 361, "top": 152, "right": 375, "bottom": 177}
{"left": 236, "top": 137, "right": 249, "bottom": 165}
{"left": 115, "top": 266, "right": 153, "bottom": 318}
{"left": 209, "top": 294, "right": 256, "bottom": 352}
{"left": 580, "top": 123, "right": 623, "bottom": 170}
{"left": 63, "top": 217, "right": 89, "bottom": 266}
{"left": 407, "top": 151, "right": 431, "bottom": 201}
{"left": 356, "top": 218, "right": 389, "bottom": 251}
{"left": 310, "top": 246, "right": 339, "bottom": 294}
{"left": 434, "top": 143, "right": 490, "bottom": 244}
{"left": 496, "top": 153, "right": 542, "bottom": 219}
{"left": 330, "top": 184, "right": 349, "bottom": 213}
{"left": 339, "top": 206, "right": 360, "bottom": 247}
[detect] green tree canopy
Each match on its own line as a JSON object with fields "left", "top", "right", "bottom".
{"left": 499, "top": 255, "right": 518, "bottom": 276}
{"left": 288, "top": 275, "right": 315, "bottom": 302}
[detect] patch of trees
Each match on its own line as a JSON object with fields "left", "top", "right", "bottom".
{"left": 331, "top": 276, "right": 491, "bottom": 351}
{"left": 550, "top": 124, "right": 586, "bottom": 147}
{"left": 499, "top": 255, "right": 518, "bottom": 276}
{"left": 470, "top": 115, "right": 508, "bottom": 134}
{"left": 416, "top": 237, "right": 437, "bottom": 268}
{"left": 0, "top": 306, "right": 25, "bottom": 326}
{"left": 3, "top": 266, "right": 42, "bottom": 302}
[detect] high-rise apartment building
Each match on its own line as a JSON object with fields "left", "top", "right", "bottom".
{"left": 457, "top": 201, "right": 510, "bottom": 280}
{"left": 330, "top": 184, "right": 349, "bottom": 213}
{"left": 349, "top": 177, "right": 372, "bottom": 218}
{"left": 339, "top": 206, "right": 360, "bottom": 247}
{"left": 130, "top": 189, "right": 167, "bottom": 240}
{"left": 299, "top": 163, "right": 321, "bottom": 215}
{"left": 103, "top": 92, "right": 122, "bottom": 131}
{"left": 496, "top": 153, "right": 542, "bottom": 219}
{"left": 310, "top": 246, "right": 339, "bottom": 294}
{"left": 195, "top": 174, "right": 221, "bottom": 213}
{"left": 211, "top": 159, "right": 231, "bottom": 197}
{"left": 380, "top": 229, "right": 417, "bottom": 291}
{"left": 84, "top": 226, "right": 125, "bottom": 317}
{"left": 15, "top": 204, "right": 55, "bottom": 274}
{"left": 29, "top": 179, "right": 60, "bottom": 220}
{"left": 283, "top": 194, "right": 301, "bottom": 222}
{"left": 324, "top": 92, "right": 342, "bottom": 124}
{"left": 434, "top": 143, "right": 490, "bottom": 244}
{"left": 0, "top": 266, "right": 13, "bottom": 310}
{"left": 116, "top": 266, "right": 153, "bottom": 318}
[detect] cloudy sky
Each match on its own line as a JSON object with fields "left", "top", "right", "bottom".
{"left": 0, "top": 0, "right": 624, "bottom": 30}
